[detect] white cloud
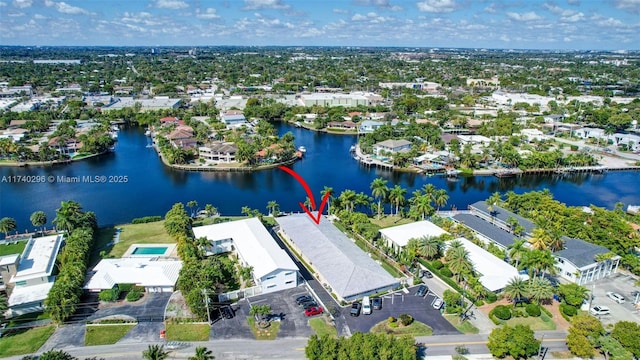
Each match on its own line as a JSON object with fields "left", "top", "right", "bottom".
{"left": 12, "top": 0, "right": 31, "bottom": 8}
{"left": 242, "top": 0, "right": 290, "bottom": 10}
{"left": 153, "top": 0, "right": 188, "bottom": 10}
{"left": 44, "top": 0, "right": 90, "bottom": 15}
{"left": 506, "top": 11, "right": 542, "bottom": 21}
{"left": 332, "top": 8, "right": 348, "bottom": 14}
{"left": 351, "top": 13, "right": 368, "bottom": 21}
{"left": 484, "top": 3, "right": 497, "bottom": 13}
{"left": 196, "top": 8, "right": 220, "bottom": 20}
{"left": 33, "top": 13, "right": 46, "bottom": 19}
{"left": 8, "top": 11, "right": 24, "bottom": 16}
{"left": 416, "top": 0, "right": 457, "bottom": 13}
{"left": 614, "top": 0, "right": 640, "bottom": 13}
{"left": 354, "top": 0, "right": 402, "bottom": 9}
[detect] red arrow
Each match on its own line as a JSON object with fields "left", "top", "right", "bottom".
{"left": 278, "top": 165, "right": 330, "bottom": 224}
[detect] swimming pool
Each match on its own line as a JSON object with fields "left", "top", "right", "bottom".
{"left": 132, "top": 246, "right": 168, "bottom": 255}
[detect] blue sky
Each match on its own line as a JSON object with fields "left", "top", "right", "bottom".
{"left": 0, "top": 0, "right": 638, "bottom": 50}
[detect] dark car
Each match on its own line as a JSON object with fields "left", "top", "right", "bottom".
{"left": 221, "top": 305, "right": 234, "bottom": 319}
{"left": 296, "top": 295, "right": 313, "bottom": 305}
{"left": 372, "top": 297, "right": 382, "bottom": 310}
{"left": 302, "top": 301, "right": 319, "bottom": 310}
{"left": 305, "top": 306, "right": 323, "bottom": 317}
{"left": 423, "top": 270, "right": 433, "bottom": 279}
{"left": 350, "top": 302, "right": 361, "bottom": 317}
{"left": 416, "top": 285, "right": 429, "bottom": 297}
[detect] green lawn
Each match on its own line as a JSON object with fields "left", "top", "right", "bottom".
{"left": 108, "top": 221, "right": 175, "bottom": 258}
{"left": 89, "top": 227, "right": 117, "bottom": 266}
{"left": 370, "top": 320, "right": 433, "bottom": 336}
{"left": 165, "top": 323, "right": 210, "bottom": 341}
{"left": 0, "top": 241, "right": 26, "bottom": 256}
{"left": 505, "top": 315, "right": 556, "bottom": 331}
{"left": 443, "top": 314, "right": 480, "bottom": 334}
{"left": 309, "top": 317, "right": 337, "bottom": 338}
{"left": 247, "top": 317, "right": 281, "bottom": 340}
{"left": 5, "top": 312, "right": 49, "bottom": 328}
{"left": 370, "top": 216, "right": 415, "bottom": 228}
{"left": 0, "top": 325, "right": 56, "bottom": 357}
{"left": 85, "top": 324, "right": 136, "bottom": 345}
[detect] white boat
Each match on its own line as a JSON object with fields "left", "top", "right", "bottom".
{"left": 145, "top": 130, "right": 151, "bottom": 136}
{"left": 298, "top": 146, "right": 307, "bottom": 153}
{"left": 349, "top": 145, "right": 356, "bottom": 152}
{"left": 446, "top": 169, "right": 462, "bottom": 177}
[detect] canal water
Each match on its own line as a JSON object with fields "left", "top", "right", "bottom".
{"left": 1, "top": 123, "right": 639, "bottom": 230}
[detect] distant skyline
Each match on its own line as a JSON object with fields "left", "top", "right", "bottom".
{"left": 0, "top": 0, "right": 638, "bottom": 50}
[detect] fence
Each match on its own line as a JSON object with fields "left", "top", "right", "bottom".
{"left": 218, "top": 285, "right": 263, "bottom": 302}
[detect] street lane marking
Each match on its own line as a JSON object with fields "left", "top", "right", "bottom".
{"left": 424, "top": 338, "right": 566, "bottom": 347}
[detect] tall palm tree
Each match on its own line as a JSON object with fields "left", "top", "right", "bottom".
{"left": 410, "top": 195, "right": 434, "bottom": 220}
{"left": 446, "top": 241, "right": 473, "bottom": 282}
{"left": 528, "top": 228, "right": 550, "bottom": 251}
{"left": 320, "top": 186, "right": 334, "bottom": 215}
{"left": 433, "top": 189, "right": 449, "bottom": 211}
{"left": 53, "top": 200, "right": 83, "bottom": 233}
{"left": 370, "top": 177, "right": 389, "bottom": 219}
{"left": 422, "top": 183, "right": 436, "bottom": 203}
{"left": 143, "top": 345, "right": 169, "bottom": 360}
{"left": 189, "top": 346, "right": 215, "bottom": 360}
{"left": 508, "top": 239, "right": 529, "bottom": 269}
{"left": 504, "top": 276, "right": 529, "bottom": 303}
{"left": 419, "top": 236, "right": 442, "bottom": 260}
{"left": 266, "top": 200, "right": 279, "bottom": 216}
{"left": 388, "top": 185, "right": 406, "bottom": 216}
{"left": 0, "top": 217, "right": 17, "bottom": 238}
{"left": 30, "top": 210, "right": 47, "bottom": 236}
{"left": 547, "top": 230, "right": 564, "bottom": 252}
{"left": 527, "top": 277, "right": 554, "bottom": 305}
{"left": 338, "top": 189, "right": 356, "bottom": 212}
{"left": 354, "top": 192, "right": 372, "bottom": 213}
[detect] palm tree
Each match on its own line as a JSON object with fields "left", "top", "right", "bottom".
{"left": 521, "top": 249, "right": 557, "bottom": 278}
{"left": 354, "top": 192, "right": 372, "bottom": 213}
{"left": 143, "top": 345, "right": 169, "bottom": 360}
{"left": 187, "top": 200, "right": 199, "bottom": 218}
{"left": 508, "top": 239, "right": 529, "bottom": 269}
{"left": 433, "top": 189, "right": 449, "bottom": 211}
{"left": 0, "top": 217, "right": 17, "bottom": 238}
{"left": 547, "top": 230, "right": 564, "bottom": 252}
{"left": 30, "top": 210, "right": 47, "bottom": 236}
{"left": 338, "top": 189, "right": 357, "bottom": 213}
{"left": 528, "top": 228, "right": 550, "bottom": 251}
{"left": 486, "top": 192, "right": 502, "bottom": 222}
{"left": 53, "top": 200, "right": 83, "bottom": 233}
{"left": 266, "top": 200, "right": 280, "bottom": 216}
{"left": 419, "top": 236, "right": 442, "bottom": 260}
{"left": 320, "top": 186, "right": 334, "bottom": 215}
{"left": 527, "top": 277, "right": 554, "bottom": 305}
{"left": 189, "top": 346, "right": 215, "bottom": 360}
{"left": 204, "top": 204, "right": 218, "bottom": 217}
{"left": 445, "top": 241, "right": 473, "bottom": 282}
{"left": 370, "top": 177, "right": 389, "bottom": 219}
{"left": 388, "top": 185, "right": 406, "bottom": 216}
{"left": 504, "top": 276, "right": 529, "bottom": 303}
{"left": 422, "top": 183, "right": 436, "bottom": 203}
{"left": 410, "top": 194, "right": 434, "bottom": 220}
{"left": 241, "top": 206, "right": 252, "bottom": 217}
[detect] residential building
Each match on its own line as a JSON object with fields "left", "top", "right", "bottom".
{"left": 166, "top": 125, "right": 197, "bottom": 150}
{"left": 456, "top": 135, "right": 493, "bottom": 146}
{"left": 327, "top": 121, "right": 357, "bottom": 130}
{"left": 573, "top": 127, "right": 606, "bottom": 139}
{"left": 220, "top": 110, "right": 247, "bottom": 127}
{"left": 101, "top": 97, "right": 181, "bottom": 112}
{"left": 554, "top": 237, "right": 620, "bottom": 285}
{"left": 0, "top": 254, "right": 19, "bottom": 293}
{"left": 193, "top": 218, "right": 299, "bottom": 295}
{"left": 298, "top": 92, "right": 382, "bottom": 107}
{"left": 48, "top": 137, "right": 83, "bottom": 156}
{"left": 199, "top": 142, "right": 238, "bottom": 163}
{"left": 466, "top": 77, "right": 500, "bottom": 87}
{"left": 6, "top": 234, "right": 64, "bottom": 317}
{"left": 468, "top": 201, "right": 537, "bottom": 236}
{"left": 276, "top": 214, "right": 399, "bottom": 302}
{"left": 358, "top": 120, "right": 385, "bottom": 133}
{"left": 379, "top": 220, "right": 449, "bottom": 253}
{"left": 84, "top": 257, "right": 182, "bottom": 293}
{"left": 452, "top": 213, "right": 518, "bottom": 250}
{"left": 0, "top": 128, "right": 28, "bottom": 142}
{"left": 159, "top": 117, "right": 181, "bottom": 126}
{"left": 372, "top": 139, "right": 412, "bottom": 156}
{"left": 519, "top": 129, "right": 549, "bottom": 142}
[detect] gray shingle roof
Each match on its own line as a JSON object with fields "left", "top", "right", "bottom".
{"left": 452, "top": 213, "right": 518, "bottom": 248}
{"left": 554, "top": 237, "right": 610, "bottom": 268}
{"left": 276, "top": 214, "right": 399, "bottom": 300}
{"left": 469, "top": 201, "right": 536, "bottom": 234}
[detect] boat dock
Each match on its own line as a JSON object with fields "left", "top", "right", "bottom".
{"left": 351, "top": 144, "right": 394, "bottom": 170}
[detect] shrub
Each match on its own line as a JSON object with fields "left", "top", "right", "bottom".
{"left": 525, "top": 304, "right": 541, "bottom": 317}
{"left": 131, "top": 215, "right": 162, "bottom": 224}
{"left": 485, "top": 292, "right": 498, "bottom": 303}
{"left": 440, "top": 268, "right": 453, "bottom": 277}
{"left": 99, "top": 287, "right": 120, "bottom": 302}
{"left": 388, "top": 316, "right": 396, "bottom": 324}
{"left": 560, "top": 303, "right": 577, "bottom": 317}
{"left": 118, "top": 283, "right": 134, "bottom": 292}
{"left": 398, "top": 314, "right": 414, "bottom": 326}
{"left": 431, "top": 260, "right": 444, "bottom": 269}
{"left": 126, "top": 288, "right": 143, "bottom": 302}
{"left": 474, "top": 299, "right": 485, "bottom": 307}
{"left": 570, "top": 145, "right": 579, "bottom": 151}
{"left": 492, "top": 305, "right": 512, "bottom": 320}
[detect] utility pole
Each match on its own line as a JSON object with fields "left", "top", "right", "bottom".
{"left": 202, "top": 289, "right": 211, "bottom": 324}
{"left": 538, "top": 334, "right": 545, "bottom": 360}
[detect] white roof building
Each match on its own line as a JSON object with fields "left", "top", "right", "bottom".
{"left": 193, "top": 218, "right": 299, "bottom": 294}
{"left": 379, "top": 220, "right": 449, "bottom": 251}
{"left": 84, "top": 258, "right": 182, "bottom": 293}
{"left": 450, "top": 238, "right": 528, "bottom": 292}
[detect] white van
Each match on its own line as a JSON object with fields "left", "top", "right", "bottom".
{"left": 362, "top": 296, "right": 372, "bottom": 315}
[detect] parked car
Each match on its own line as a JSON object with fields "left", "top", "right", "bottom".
{"left": 296, "top": 295, "right": 313, "bottom": 305}
{"left": 590, "top": 305, "right": 611, "bottom": 316}
{"left": 606, "top": 292, "right": 625, "bottom": 304}
{"left": 362, "top": 296, "right": 372, "bottom": 315}
{"left": 221, "top": 305, "right": 234, "bottom": 319}
{"left": 372, "top": 297, "right": 382, "bottom": 310}
{"left": 416, "top": 285, "right": 429, "bottom": 297}
{"left": 423, "top": 270, "right": 433, "bottom": 278}
{"left": 302, "top": 301, "right": 319, "bottom": 310}
{"left": 305, "top": 306, "right": 323, "bottom": 317}
{"left": 432, "top": 297, "right": 443, "bottom": 310}
{"left": 350, "top": 302, "right": 361, "bottom": 317}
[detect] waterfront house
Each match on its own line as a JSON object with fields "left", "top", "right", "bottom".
{"left": 48, "top": 137, "right": 83, "bottom": 156}
{"left": 358, "top": 120, "right": 385, "bottom": 133}
{"left": 85, "top": 257, "right": 182, "bottom": 293}
{"left": 220, "top": 110, "right": 248, "bottom": 127}
{"left": 166, "top": 125, "right": 198, "bottom": 150}
{"left": 193, "top": 218, "right": 299, "bottom": 296}
{"left": 5, "top": 234, "right": 64, "bottom": 317}
{"left": 554, "top": 237, "right": 619, "bottom": 285}
{"left": 327, "top": 121, "right": 357, "bottom": 130}
{"left": 198, "top": 141, "right": 238, "bottom": 163}
{"left": 160, "top": 117, "right": 181, "bottom": 126}
{"left": 372, "top": 139, "right": 412, "bottom": 156}
{"left": 0, "top": 128, "right": 28, "bottom": 142}
{"left": 468, "top": 201, "right": 536, "bottom": 236}
{"left": 379, "top": 220, "right": 448, "bottom": 254}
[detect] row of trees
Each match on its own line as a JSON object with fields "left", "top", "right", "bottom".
{"left": 306, "top": 333, "right": 417, "bottom": 360}
{"left": 45, "top": 201, "right": 98, "bottom": 323}
{"left": 33, "top": 345, "right": 216, "bottom": 360}
{"left": 567, "top": 315, "right": 640, "bottom": 359}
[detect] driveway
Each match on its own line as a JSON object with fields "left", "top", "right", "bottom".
{"left": 589, "top": 272, "right": 640, "bottom": 326}
{"left": 210, "top": 300, "right": 253, "bottom": 339}
{"left": 117, "top": 322, "right": 165, "bottom": 344}
{"left": 87, "top": 293, "right": 171, "bottom": 321}
{"left": 344, "top": 286, "right": 458, "bottom": 335}
{"left": 38, "top": 324, "right": 85, "bottom": 351}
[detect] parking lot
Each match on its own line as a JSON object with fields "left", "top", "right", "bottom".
{"left": 588, "top": 272, "right": 640, "bottom": 326}
{"left": 210, "top": 285, "right": 316, "bottom": 339}
{"left": 343, "top": 285, "right": 458, "bottom": 335}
